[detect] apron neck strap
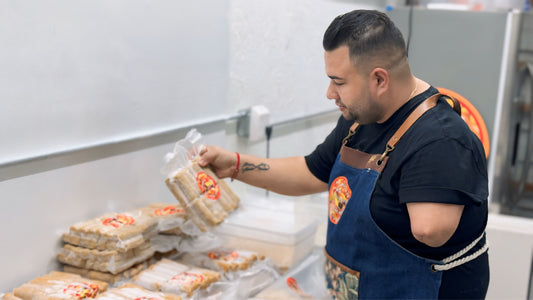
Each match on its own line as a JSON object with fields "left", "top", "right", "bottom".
{"left": 377, "top": 93, "right": 441, "bottom": 163}
{"left": 342, "top": 93, "right": 444, "bottom": 161}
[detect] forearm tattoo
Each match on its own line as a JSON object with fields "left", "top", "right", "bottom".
{"left": 241, "top": 162, "right": 270, "bottom": 173}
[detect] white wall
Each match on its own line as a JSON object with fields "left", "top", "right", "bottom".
{"left": 0, "top": 0, "right": 230, "bottom": 163}
{"left": 0, "top": 0, "right": 370, "bottom": 292}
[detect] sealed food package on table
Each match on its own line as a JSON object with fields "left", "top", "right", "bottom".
{"left": 61, "top": 208, "right": 158, "bottom": 252}
{"left": 180, "top": 248, "right": 265, "bottom": 273}
{"left": 96, "top": 283, "right": 182, "bottom": 300}
{"left": 161, "top": 129, "right": 240, "bottom": 232}
{"left": 61, "top": 249, "right": 179, "bottom": 285}
{"left": 179, "top": 248, "right": 280, "bottom": 298}
{"left": 132, "top": 258, "right": 221, "bottom": 297}
{"left": 9, "top": 271, "right": 108, "bottom": 299}
{"left": 57, "top": 242, "right": 155, "bottom": 275}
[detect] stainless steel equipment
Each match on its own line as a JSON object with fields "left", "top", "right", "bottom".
{"left": 506, "top": 61, "right": 533, "bottom": 214}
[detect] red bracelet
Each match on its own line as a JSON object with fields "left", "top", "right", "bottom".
{"left": 231, "top": 152, "right": 240, "bottom": 181}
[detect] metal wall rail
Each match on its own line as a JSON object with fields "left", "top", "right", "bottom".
{"left": 0, "top": 108, "right": 339, "bottom": 182}
{"left": 0, "top": 113, "right": 243, "bottom": 182}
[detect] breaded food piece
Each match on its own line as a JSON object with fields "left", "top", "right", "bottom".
{"left": 62, "top": 209, "right": 158, "bottom": 252}
{"left": 180, "top": 249, "right": 264, "bottom": 272}
{"left": 63, "top": 258, "right": 151, "bottom": 284}
{"left": 62, "top": 250, "right": 179, "bottom": 283}
{"left": 12, "top": 271, "right": 107, "bottom": 299}
{"left": 133, "top": 258, "right": 221, "bottom": 297}
{"left": 96, "top": 283, "right": 181, "bottom": 300}
{"left": 57, "top": 242, "right": 155, "bottom": 275}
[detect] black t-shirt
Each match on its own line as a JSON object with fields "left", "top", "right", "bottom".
{"left": 305, "top": 86, "right": 489, "bottom": 297}
{"left": 305, "top": 87, "right": 488, "bottom": 259}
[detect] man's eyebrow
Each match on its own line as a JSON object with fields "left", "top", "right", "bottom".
{"left": 328, "top": 75, "right": 344, "bottom": 80}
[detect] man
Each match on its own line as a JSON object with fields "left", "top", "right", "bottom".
{"left": 199, "top": 9, "right": 489, "bottom": 299}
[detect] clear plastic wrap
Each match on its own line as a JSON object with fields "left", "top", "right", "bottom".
{"left": 162, "top": 129, "right": 240, "bottom": 232}
{"left": 179, "top": 249, "right": 265, "bottom": 273}
{"left": 57, "top": 242, "right": 155, "bottom": 275}
{"left": 63, "top": 258, "right": 153, "bottom": 285}
{"left": 61, "top": 208, "right": 158, "bottom": 253}
{"left": 142, "top": 203, "right": 188, "bottom": 234}
{"left": 132, "top": 258, "right": 222, "bottom": 298}
{"left": 150, "top": 234, "right": 183, "bottom": 253}
{"left": 177, "top": 232, "right": 222, "bottom": 254}
{"left": 179, "top": 248, "right": 279, "bottom": 299}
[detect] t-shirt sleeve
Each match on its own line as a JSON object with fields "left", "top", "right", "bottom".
{"left": 398, "top": 137, "right": 488, "bottom": 206}
{"left": 305, "top": 116, "right": 351, "bottom": 183}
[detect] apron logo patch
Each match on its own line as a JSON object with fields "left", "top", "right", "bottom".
{"left": 329, "top": 176, "right": 352, "bottom": 224}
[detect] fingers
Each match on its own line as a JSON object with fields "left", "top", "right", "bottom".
{"left": 198, "top": 145, "right": 236, "bottom": 178}
{"left": 197, "top": 145, "right": 213, "bottom": 167}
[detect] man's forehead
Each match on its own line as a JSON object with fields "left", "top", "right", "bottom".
{"left": 325, "top": 46, "right": 360, "bottom": 76}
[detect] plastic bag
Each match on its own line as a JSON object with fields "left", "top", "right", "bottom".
{"left": 162, "top": 129, "right": 240, "bottom": 232}
{"left": 132, "top": 258, "right": 222, "bottom": 298}
{"left": 179, "top": 248, "right": 280, "bottom": 299}
{"left": 10, "top": 271, "right": 108, "bottom": 299}
{"left": 161, "top": 129, "right": 204, "bottom": 179}
{"left": 61, "top": 208, "right": 158, "bottom": 253}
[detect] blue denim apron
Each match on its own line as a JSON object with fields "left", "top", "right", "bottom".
{"left": 324, "top": 94, "right": 487, "bottom": 299}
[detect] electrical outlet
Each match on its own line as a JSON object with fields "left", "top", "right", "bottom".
{"left": 237, "top": 105, "right": 270, "bottom": 141}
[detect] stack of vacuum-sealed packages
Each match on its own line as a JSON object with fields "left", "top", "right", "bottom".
{"left": 1, "top": 130, "right": 282, "bottom": 300}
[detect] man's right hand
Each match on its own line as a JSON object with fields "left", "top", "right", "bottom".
{"left": 197, "top": 145, "right": 237, "bottom": 179}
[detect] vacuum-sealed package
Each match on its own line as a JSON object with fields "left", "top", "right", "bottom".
{"left": 63, "top": 258, "right": 152, "bottom": 284}
{"left": 10, "top": 271, "right": 107, "bottom": 300}
{"left": 57, "top": 241, "right": 155, "bottom": 275}
{"left": 132, "top": 258, "right": 221, "bottom": 297}
{"left": 61, "top": 208, "right": 158, "bottom": 252}
{"left": 161, "top": 129, "right": 240, "bottom": 232}
{"left": 62, "top": 249, "right": 179, "bottom": 285}
{"left": 179, "top": 248, "right": 265, "bottom": 273}
{"left": 179, "top": 248, "right": 279, "bottom": 299}
{"left": 96, "top": 283, "right": 182, "bottom": 300}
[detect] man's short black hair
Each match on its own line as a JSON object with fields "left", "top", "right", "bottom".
{"left": 323, "top": 10, "right": 407, "bottom": 72}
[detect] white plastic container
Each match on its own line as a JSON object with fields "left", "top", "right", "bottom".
{"left": 213, "top": 204, "right": 321, "bottom": 272}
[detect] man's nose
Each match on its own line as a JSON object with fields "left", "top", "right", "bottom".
{"left": 326, "top": 81, "right": 338, "bottom": 100}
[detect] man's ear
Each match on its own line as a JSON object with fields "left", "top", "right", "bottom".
{"left": 370, "top": 68, "right": 389, "bottom": 97}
